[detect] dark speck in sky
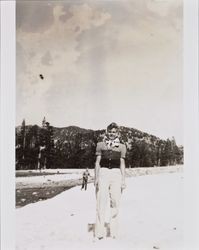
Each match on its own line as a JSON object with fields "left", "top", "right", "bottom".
{"left": 39, "top": 74, "right": 44, "bottom": 80}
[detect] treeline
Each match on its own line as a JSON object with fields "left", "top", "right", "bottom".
{"left": 15, "top": 118, "right": 183, "bottom": 170}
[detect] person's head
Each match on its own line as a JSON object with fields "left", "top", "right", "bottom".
{"left": 106, "top": 122, "right": 119, "bottom": 140}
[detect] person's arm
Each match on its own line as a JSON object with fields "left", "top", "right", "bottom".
{"left": 94, "top": 142, "right": 102, "bottom": 186}
{"left": 94, "top": 155, "right": 101, "bottom": 186}
{"left": 120, "top": 158, "right": 126, "bottom": 190}
{"left": 120, "top": 144, "right": 127, "bottom": 191}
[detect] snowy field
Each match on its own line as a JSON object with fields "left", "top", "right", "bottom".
{"left": 16, "top": 169, "right": 184, "bottom": 250}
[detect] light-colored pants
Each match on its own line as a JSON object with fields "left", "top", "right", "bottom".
{"left": 95, "top": 168, "right": 122, "bottom": 238}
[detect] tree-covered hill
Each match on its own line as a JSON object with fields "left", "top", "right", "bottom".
{"left": 15, "top": 118, "right": 183, "bottom": 170}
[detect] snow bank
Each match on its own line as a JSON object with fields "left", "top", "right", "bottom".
{"left": 16, "top": 173, "right": 83, "bottom": 186}
{"left": 16, "top": 165, "right": 183, "bottom": 186}
{"left": 16, "top": 172, "right": 183, "bottom": 250}
{"left": 125, "top": 165, "right": 183, "bottom": 177}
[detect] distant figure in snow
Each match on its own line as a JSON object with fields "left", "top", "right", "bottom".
{"left": 81, "top": 168, "right": 90, "bottom": 190}
{"left": 94, "top": 122, "right": 126, "bottom": 240}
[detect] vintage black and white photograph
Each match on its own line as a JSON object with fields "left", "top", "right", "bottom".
{"left": 14, "top": 0, "right": 185, "bottom": 249}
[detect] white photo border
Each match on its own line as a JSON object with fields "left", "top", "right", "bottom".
{"left": 183, "top": 0, "right": 199, "bottom": 249}
{"left": 0, "top": 0, "right": 199, "bottom": 249}
{"left": 0, "top": 1, "right": 16, "bottom": 249}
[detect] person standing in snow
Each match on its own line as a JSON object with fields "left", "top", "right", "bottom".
{"left": 94, "top": 122, "right": 126, "bottom": 239}
{"left": 81, "top": 168, "right": 90, "bottom": 190}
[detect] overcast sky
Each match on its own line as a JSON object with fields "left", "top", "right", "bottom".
{"left": 16, "top": 0, "right": 183, "bottom": 145}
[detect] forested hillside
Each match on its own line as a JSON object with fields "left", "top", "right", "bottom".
{"left": 16, "top": 118, "right": 183, "bottom": 170}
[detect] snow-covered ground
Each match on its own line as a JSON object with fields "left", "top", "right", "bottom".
{"left": 16, "top": 171, "right": 183, "bottom": 250}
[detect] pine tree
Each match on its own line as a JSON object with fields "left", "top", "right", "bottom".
{"left": 161, "top": 139, "right": 173, "bottom": 166}
{"left": 21, "top": 119, "right": 26, "bottom": 168}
